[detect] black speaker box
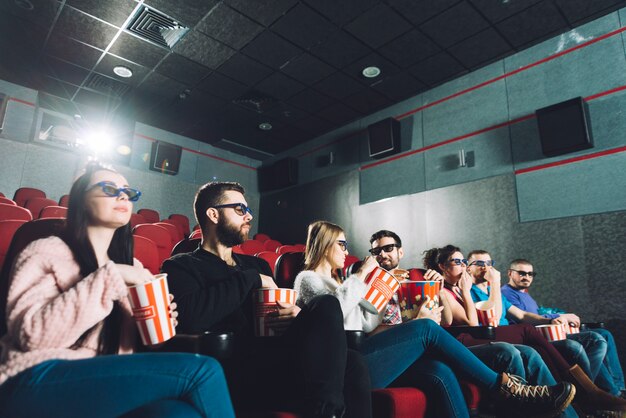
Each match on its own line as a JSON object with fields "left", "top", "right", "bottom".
{"left": 367, "top": 117, "right": 401, "bottom": 159}
{"left": 149, "top": 141, "right": 182, "bottom": 175}
{"left": 258, "top": 157, "right": 298, "bottom": 192}
{"left": 536, "top": 97, "right": 594, "bottom": 157}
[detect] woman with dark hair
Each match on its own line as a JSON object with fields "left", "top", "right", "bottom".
{"left": 0, "top": 162, "right": 234, "bottom": 418}
{"left": 294, "top": 221, "right": 575, "bottom": 418}
{"left": 424, "top": 245, "right": 626, "bottom": 415}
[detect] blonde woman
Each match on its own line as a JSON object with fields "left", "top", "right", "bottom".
{"left": 294, "top": 221, "right": 574, "bottom": 418}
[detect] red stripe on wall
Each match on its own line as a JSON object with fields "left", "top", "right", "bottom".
{"left": 514, "top": 145, "right": 626, "bottom": 175}
{"left": 133, "top": 133, "right": 257, "bottom": 171}
{"left": 8, "top": 97, "right": 35, "bottom": 107}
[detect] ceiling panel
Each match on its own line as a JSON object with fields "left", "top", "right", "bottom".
{"left": 345, "top": 3, "right": 412, "bottom": 49}
{"left": 196, "top": 3, "right": 263, "bottom": 49}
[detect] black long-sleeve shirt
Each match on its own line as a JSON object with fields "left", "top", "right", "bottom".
{"left": 161, "top": 247, "right": 271, "bottom": 336}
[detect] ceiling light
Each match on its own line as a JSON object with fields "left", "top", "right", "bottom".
{"left": 259, "top": 122, "right": 272, "bottom": 131}
{"left": 113, "top": 66, "right": 133, "bottom": 78}
{"left": 362, "top": 66, "right": 381, "bottom": 78}
{"left": 116, "top": 145, "right": 132, "bottom": 155}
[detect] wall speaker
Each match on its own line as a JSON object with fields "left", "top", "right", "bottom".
{"left": 536, "top": 97, "right": 594, "bottom": 157}
{"left": 0, "top": 93, "right": 7, "bottom": 134}
{"left": 368, "top": 117, "right": 401, "bottom": 159}
{"left": 149, "top": 141, "right": 182, "bottom": 175}
{"left": 258, "top": 157, "right": 298, "bottom": 192}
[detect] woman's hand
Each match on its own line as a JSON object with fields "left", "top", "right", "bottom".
{"left": 116, "top": 264, "right": 154, "bottom": 286}
{"left": 355, "top": 256, "right": 379, "bottom": 282}
{"left": 169, "top": 294, "right": 179, "bottom": 329}
{"left": 415, "top": 296, "right": 444, "bottom": 324}
{"left": 458, "top": 270, "right": 473, "bottom": 293}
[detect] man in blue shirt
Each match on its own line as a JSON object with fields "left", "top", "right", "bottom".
{"left": 502, "top": 258, "right": 625, "bottom": 398}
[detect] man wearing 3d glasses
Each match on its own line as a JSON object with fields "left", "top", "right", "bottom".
{"left": 502, "top": 258, "right": 625, "bottom": 398}
{"left": 467, "top": 251, "right": 620, "bottom": 397}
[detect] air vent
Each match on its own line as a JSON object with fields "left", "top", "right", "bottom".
{"left": 233, "top": 90, "right": 278, "bottom": 113}
{"left": 126, "top": 5, "right": 189, "bottom": 49}
{"left": 84, "top": 73, "right": 130, "bottom": 98}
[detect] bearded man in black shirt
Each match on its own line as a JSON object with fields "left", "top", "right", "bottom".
{"left": 162, "top": 181, "right": 371, "bottom": 418}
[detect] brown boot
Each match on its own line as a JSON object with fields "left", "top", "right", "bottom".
{"left": 568, "top": 364, "right": 626, "bottom": 413}
{"left": 499, "top": 373, "right": 575, "bottom": 416}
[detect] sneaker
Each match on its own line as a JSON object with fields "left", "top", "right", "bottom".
{"left": 499, "top": 373, "right": 576, "bottom": 416}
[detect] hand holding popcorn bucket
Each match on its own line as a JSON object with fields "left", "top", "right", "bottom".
{"left": 127, "top": 273, "right": 176, "bottom": 345}
{"left": 562, "top": 322, "right": 580, "bottom": 335}
{"left": 536, "top": 323, "right": 567, "bottom": 341}
{"left": 475, "top": 300, "right": 499, "bottom": 327}
{"left": 254, "top": 288, "right": 297, "bottom": 337}
{"left": 359, "top": 267, "right": 401, "bottom": 314}
{"left": 397, "top": 280, "right": 441, "bottom": 321}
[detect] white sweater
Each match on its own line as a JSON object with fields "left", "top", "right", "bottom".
{"left": 294, "top": 270, "right": 382, "bottom": 333}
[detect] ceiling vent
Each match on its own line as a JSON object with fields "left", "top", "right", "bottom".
{"left": 126, "top": 5, "right": 189, "bottom": 49}
{"left": 84, "top": 73, "right": 130, "bottom": 98}
{"left": 233, "top": 90, "right": 278, "bottom": 113}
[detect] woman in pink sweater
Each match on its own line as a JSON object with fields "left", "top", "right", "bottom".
{"left": 0, "top": 162, "right": 234, "bottom": 418}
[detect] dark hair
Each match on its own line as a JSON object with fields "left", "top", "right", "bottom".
{"left": 509, "top": 258, "right": 532, "bottom": 269}
{"left": 62, "top": 161, "right": 133, "bottom": 355}
{"left": 369, "top": 230, "right": 402, "bottom": 247}
{"left": 194, "top": 182, "right": 245, "bottom": 234}
{"left": 467, "top": 249, "right": 489, "bottom": 260}
{"left": 423, "top": 245, "right": 461, "bottom": 273}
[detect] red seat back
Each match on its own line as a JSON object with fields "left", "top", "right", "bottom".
{"left": 263, "top": 239, "right": 282, "bottom": 252}
{"left": 168, "top": 214, "right": 190, "bottom": 236}
{"left": 408, "top": 268, "right": 426, "bottom": 281}
{"left": 58, "top": 194, "right": 70, "bottom": 208}
{"left": 137, "top": 208, "right": 160, "bottom": 223}
{"left": 171, "top": 238, "right": 201, "bottom": 257}
{"left": 13, "top": 187, "right": 46, "bottom": 207}
{"left": 253, "top": 233, "right": 270, "bottom": 242}
{"left": 189, "top": 229, "right": 202, "bottom": 240}
{"left": 256, "top": 251, "right": 280, "bottom": 275}
{"left": 132, "top": 235, "right": 160, "bottom": 275}
{"left": 39, "top": 206, "right": 68, "bottom": 219}
{"left": 25, "top": 197, "right": 58, "bottom": 219}
{"left": 240, "top": 239, "right": 264, "bottom": 255}
{"left": 130, "top": 213, "right": 147, "bottom": 229}
{"left": 292, "top": 244, "right": 306, "bottom": 252}
{"left": 0, "top": 197, "right": 16, "bottom": 206}
{"left": 0, "top": 220, "right": 28, "bottom": 272}
{"left": 133, "top": 224, "right": 173, "bottom": 268}
{"left": 155, "top": 222, "right": 182, "bottom": 246}
{"left": 276, "top": 245, "right": 300, "bottom": 255}
{"left": 274, "top": 252, "right": 305, "bottom": 289}
{"left": 232, "top": 245, "right": 245, "bottom": 254}
{"left": 0, "top": 203, "right": 33, "bottom": 222}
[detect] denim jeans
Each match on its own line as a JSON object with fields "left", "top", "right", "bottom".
{"left": 554, "top": 331, "right": 607, "bottom": 380}
{"left": 0, "top": 353, "right": 234, "bottom": 418}
{"left": 590, "top": 328, "right": 625, "bottom": 395}
{"left": 359, "top": 319, "right": 501, "bottom": 418}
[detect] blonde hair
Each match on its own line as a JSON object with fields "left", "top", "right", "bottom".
{"left": 304, "top": 220, "right": 344, "bottom": 272}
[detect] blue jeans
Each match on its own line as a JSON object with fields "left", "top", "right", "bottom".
{"left": 553, "top": 331, "right": 607, "bottom": 380}
{"left": 590, "top": 328, "right": 625, "bottom": 395}
{"left": 359, "top": 319, "right": 501, "bottom": 418}
{"left": 0, "top": 353, "right": 234, "bottom": 418}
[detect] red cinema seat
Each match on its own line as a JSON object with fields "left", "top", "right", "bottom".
{"left": 39, "top": 206, "right": 68, "bottom": 219}
{"left": 274, "top": 251, "right": 305, "bottom": 289}
{"left": 240, "top": 239, "right": 264, "bottom": 255}
{"left": 13, "top": 187, "right": 45, "bottom": 207}
{"left": 255, "top": 251, "right": 280, "bottom": 275}
{"left": 25, "top": 197, "right": 58, "bottom": 219}
{"left": 232, "top": 245, "right": 244, "bottom": 254}
{"left": 155, "top": 222, "right": 183, "bottom": 246}
{"left": 408, "top": 268, "right": 426, "bottom": 281}
{"left": 168, "top": 214, "right": 190, "bottom": 236}
{"left": 253, "top": 233, "right": 270, "bottom": 242}
{"left": 372, "top": 387, "right": 427, "bottom": 418}
{"left": 171, "top": 238, "right": 200, "bottom": 257}
{"left": 292, "top": 244, "right": 306, "bottom": 252}
{"left": 0, "top": 197, "right": 16, "bottom": 206}
{"left": 0, "top": 220, "right": 28, "bottom": 272}
{"left": 263, "top": 239, "right": 282, "bottom": 252}
{"left": 58, "top": 194, "right": 70, "bottom": 208}
{"left": 189, "top": 229, "right": 202, "bottom": 240}
{"left": 0, "top": 204, "right": 33, "bottom": 222}
{"left": 133, "top": 224, "right": 173, "bottom": 268}
{"left": 130, "top": 213, "right": 147, "bottom": 229}
{"left": 137, "top": 208, "right": 160, "bottom": 223}
{"left": 276, "top": 245, "right": 299, "bottom": 255}
{"left": 132, "top": 235, "right": 160, "bottom": 275}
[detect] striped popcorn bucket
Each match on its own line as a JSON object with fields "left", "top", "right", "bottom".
{"left": 359, "top": 267, "right": 400, "bottom": 314}
{"left": 127, "top": 273, "right": 175, "bottom": 345}
{"left": 536, "top": 324, "right": 567, "bottom": 341}
{"left": 562, "top": 322, "right": 580, "bottom": 335}
{"left": 254, "top": 288, "right": 298, "bottom": 337}
{"left": 397, "top": 280, "right": 441, "bottom": 321}
{"left": 475, "top": 301, "right": 498, "bottom": 327}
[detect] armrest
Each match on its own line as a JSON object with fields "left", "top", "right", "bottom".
{"left": 155, "top": 332, "right": 235, "bottom": 360}
{"left": 580, "top": 322, "right": 605, "bottom": 331}
{"left": 444, "top": 325, "right": 496, "bottom": 340}
{"left": 346, "top": 330, "right": 367, "bottom": 351}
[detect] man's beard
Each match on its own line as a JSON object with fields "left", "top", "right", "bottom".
{"left": 216, "top": 219, "right": 248, "bottom": 247}
{"left": 380, "top": 258, "right": 398, "bottom": 270}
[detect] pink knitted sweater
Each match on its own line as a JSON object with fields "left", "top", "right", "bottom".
{"left": 0, "top": 236, "right": 138, "bottom": 386}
